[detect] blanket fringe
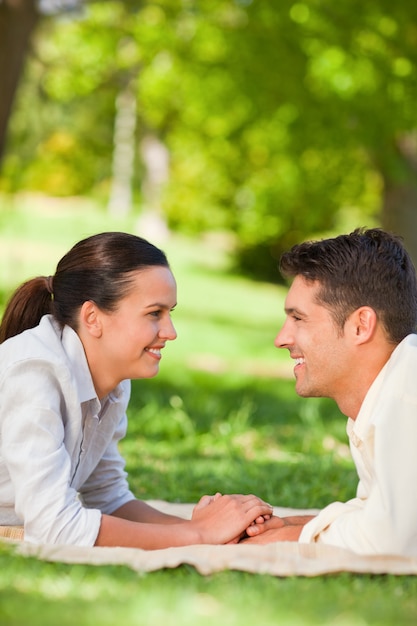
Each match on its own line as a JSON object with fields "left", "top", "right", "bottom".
{"left": 0, "top": 526, "right": 24, "bottom": 541}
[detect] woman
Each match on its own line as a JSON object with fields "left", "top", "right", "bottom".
{"left": 0, "top": 231, "right": 271, "bottom": 548}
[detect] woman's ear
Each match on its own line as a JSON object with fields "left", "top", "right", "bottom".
{"left": 79, "top": 301, "right": 102, "bottom": 338}
{"left": 348, "top": 306, "right": 378, "bottom": 344}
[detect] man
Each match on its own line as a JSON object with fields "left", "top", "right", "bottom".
{"left": 244, "top": 228, "right": 417, "bottom": 556}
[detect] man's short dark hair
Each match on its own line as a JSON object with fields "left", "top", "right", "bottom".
{"left": 279, "top": 228, "right": 417, "bottom": 343}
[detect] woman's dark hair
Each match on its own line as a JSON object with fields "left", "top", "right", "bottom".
{"left": 279, "top": 227, "right": 417, "bottom": 344}
{"left": 0, "top": 232, "right": 169, "bottom": 343}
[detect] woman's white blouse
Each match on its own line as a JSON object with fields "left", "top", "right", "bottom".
{"left": 0, "top": 315, "right": 135, "bottom": 545}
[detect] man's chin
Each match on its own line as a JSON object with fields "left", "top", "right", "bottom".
{"left": 295, "top": 381, "right": 314, "bottom": 398}
{"left": 296, "top": 385, "right": 321, "bottom": 398}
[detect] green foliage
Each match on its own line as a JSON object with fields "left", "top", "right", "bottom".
{"left": 3, "top": 0, "right": 417, "bottom": 278}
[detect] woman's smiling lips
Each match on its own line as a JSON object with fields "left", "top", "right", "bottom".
{"left": 145, "top": 347, "right": 163, "bottom": 360}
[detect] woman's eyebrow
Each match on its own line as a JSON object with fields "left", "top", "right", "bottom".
{"left": 145, "top": 302, "right": 177, "bottom": 309}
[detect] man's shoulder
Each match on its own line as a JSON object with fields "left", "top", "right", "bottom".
{"left": 383, "top": 333, "right": 417, "bottom": 391}
{"left": 393, "top": 333, "right": 417, "bottom": 359}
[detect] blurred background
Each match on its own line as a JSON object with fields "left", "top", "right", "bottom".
{"left": 1, "top": 0, "right": 417, "bottom": 280}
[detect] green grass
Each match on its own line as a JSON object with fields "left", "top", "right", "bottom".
{"left": 1, "top": 545, "right": 416, "bottom": 626}
{"left": 124, "top": 372, "right": 356, "bottom": 508}
{"left": 1, "top": 195, "right": 416, "bottom": 626}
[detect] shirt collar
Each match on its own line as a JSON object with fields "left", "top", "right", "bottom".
{"left": 59, "top": 322, "right": 98, "bottom": 404}
{"left": 349, "top": 333, "right": 417, "bottom": 442}
{"left": 58, "top": 320, "right": 126, "bottom": 407}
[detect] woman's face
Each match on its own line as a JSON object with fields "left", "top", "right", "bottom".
{"left": 88, "top": 266, "right": 177, "bottom": 396}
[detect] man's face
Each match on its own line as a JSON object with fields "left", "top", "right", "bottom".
{"left": 275, "top": 275, "right": 352, "bottom": 401}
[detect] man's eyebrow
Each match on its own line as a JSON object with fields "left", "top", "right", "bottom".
{"left": 284, "top": 306, "right": 306, "bottom": 317}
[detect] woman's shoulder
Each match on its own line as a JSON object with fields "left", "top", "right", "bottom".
{"left": 0, "top": 315, "right": 66, "bottom": 368}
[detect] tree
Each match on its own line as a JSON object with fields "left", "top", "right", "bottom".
{"left": 0, "top": 0, "right": 40, "bottom": 162}
{"left": 158, "top": 0, "right": 417, "bottom": 272}
{"left": 2, "top": 0, "right": 417, "bottom": 277}
{"left": 0, "top": 0, "right": 129, "bottom": 166}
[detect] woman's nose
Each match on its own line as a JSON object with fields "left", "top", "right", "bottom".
{"left": 160, "top": 317, "right": 177, "bottom": 341}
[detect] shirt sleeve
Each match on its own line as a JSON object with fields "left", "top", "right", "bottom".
{"left": 78, "top": 410, "right": 136, "bottom": 514}
{"left": 299, "top": 393, "right": 417, "bottom": 557}
{"left": 0, "top": 360, "right": 102, "bottom": 546}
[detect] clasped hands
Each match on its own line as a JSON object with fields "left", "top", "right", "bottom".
{"left": 191, "top": 492, "right": 312, "bottom": 545}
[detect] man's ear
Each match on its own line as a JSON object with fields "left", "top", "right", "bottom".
{"left": 79, "top": 301, "right": 103, "bottom": 338}
{"left": 348, "top": 306, "right": 378, "bottom": 344}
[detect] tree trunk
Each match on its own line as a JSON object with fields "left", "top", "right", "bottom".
{"left": 0, "top": 0, "right": 40, "bottom": 165}
{"left": 136, "top": 133, "right": 170, "bottom": 244}
{"left": 380, "top": 135, "right": 417, "bottom": 270}
{"left": 107, "top": 83, "right": 137, "bottom": 217}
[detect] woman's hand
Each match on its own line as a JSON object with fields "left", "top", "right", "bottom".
{"left": 192, "top": 492, "right": 223, "bottom": 513}
{"left": 190, "top": 493, "right": 273, "bottom": 544}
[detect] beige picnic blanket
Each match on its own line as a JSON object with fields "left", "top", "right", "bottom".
{"left": 3, "top": 501, "right": 417, "bottom": 577}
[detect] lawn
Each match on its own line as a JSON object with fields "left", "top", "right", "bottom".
{"left": 0, "top": 195, "right": 416, "bottom": 626}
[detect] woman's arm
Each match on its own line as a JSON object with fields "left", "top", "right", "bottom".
{"left": 110, "top": 499, "right": 184, "bottom": 524}
{"left": 95, "top": 494, "right": 274, "bottom": 549}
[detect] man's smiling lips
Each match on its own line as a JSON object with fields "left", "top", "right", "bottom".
{"left": 293, "top": 357, "right": 305, "bottom": 374}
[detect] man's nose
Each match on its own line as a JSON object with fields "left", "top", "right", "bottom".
{"left": 274, "top": 320, "right": 291, "bottom": 349}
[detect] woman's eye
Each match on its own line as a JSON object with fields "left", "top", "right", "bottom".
{"left": 149, "top": 310, "right": 161, "bottom": 318}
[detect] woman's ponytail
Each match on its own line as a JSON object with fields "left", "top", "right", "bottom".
{"left": 0, "top": 276, "right": 54, "bottom": 343}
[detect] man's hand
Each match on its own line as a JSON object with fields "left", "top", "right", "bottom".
{"left": 241, "top": 515, "right": 316, "bottom": 544}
